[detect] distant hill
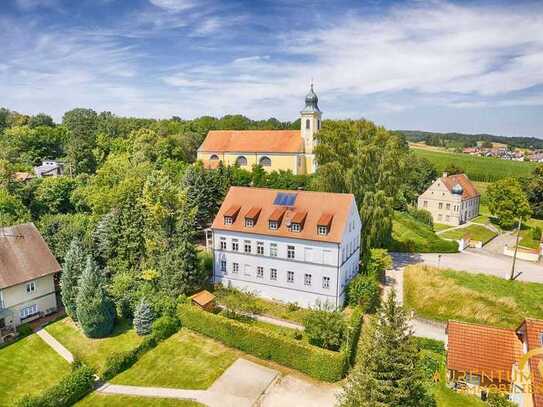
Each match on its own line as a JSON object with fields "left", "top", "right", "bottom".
{"left": 396, "top": 130, "right": 543, "bottom": 150}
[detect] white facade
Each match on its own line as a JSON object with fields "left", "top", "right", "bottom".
{"left": 34, "top": 160, "right": 64, "bottom": 178}
{"left": 212, "top": 204, "right": 361, "bottom": 308}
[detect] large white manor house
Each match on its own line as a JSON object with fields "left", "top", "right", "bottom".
{"left": 211, "top": 186, "right": 362, "bottom": 308}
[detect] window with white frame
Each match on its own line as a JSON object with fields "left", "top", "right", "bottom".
{"left": 20, "top": 304, "right": 37, "bottom": 319}
{"left": 224, "top": 216, "right": 233, "bottom": 225}
{"left": 270, "top": 268, "right": 277, "bottom": 280}
{"left": 244, "top": 240, "right": 252, "bottom": 253}
{"left": 304, "top": 273, "right": 312, "bottom": 286}
{"left": 287, "top": 245, "right": 295, "bottom": 259}
{"left": 220, "top": 260, "right": 226, "bottom": 272}
{"left": 233, "top": 263, "right": 239, "bottom": 273}
{"left": 287, "top": 271, "right": 294, "bottom": 283}
{"left": 245, "top": 218, "right": 254, "bottom": 227}
{"left": 322, "top": 276, "right": 330, "bottom": 289}
{"left": 270, "top": 243, "right": 278, "bottom": 257}
{"left": 257, "top": 266, "right": 264, "bottom": 279}
{"left": 26, "top": 281, "right": 36, "bottom": 294}
{"left": 290, "top": 223, "right": 301, "bottom": 232}
{"left": 269, "top": 221, "right": 278, "bottom": 230}
{"left": 317, "top": 225, "right": 328, "bottom": 235}
{"left": 232, "top": 239, "right": 239, "bottom": 251}
{"left": 220, "top": 238, "right": 226, "bottom": 250}
{"left": 257, "top": 242, "right": 264, "bottom": 255}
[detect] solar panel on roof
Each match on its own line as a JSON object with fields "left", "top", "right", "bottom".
{"left": 273, "top": 192, "right": 297, "bottom": 206}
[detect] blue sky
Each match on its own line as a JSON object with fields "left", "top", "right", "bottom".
{"left": 1, "top": 0, "right": 543, "bottom": 137}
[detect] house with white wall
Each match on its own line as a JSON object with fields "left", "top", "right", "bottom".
{"left": 211, "top": 187, "right": 362, "bottom": 308}
{"left": 34, "top": 160, "right": 64, "bottom": 178}
{"left": 0, "top": 223, "right": 60, "bottom": 343}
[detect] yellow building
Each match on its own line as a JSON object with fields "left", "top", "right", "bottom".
{"left": 197, "top": 84, "right": 322, "bottom": 175}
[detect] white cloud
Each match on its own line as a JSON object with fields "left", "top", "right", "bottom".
{"left": 148, "top": 0, "right": 198, "bottom": 12}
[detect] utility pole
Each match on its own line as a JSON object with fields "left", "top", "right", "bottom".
{"left": 509, "top": 216, "right": 522, "bottom": 281}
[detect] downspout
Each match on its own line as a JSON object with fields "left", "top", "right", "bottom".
{"left": 336, "top": 242, "right": 341, "bottom": 309}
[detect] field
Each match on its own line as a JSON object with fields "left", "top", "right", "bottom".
{"left": 0, "top": 334, "right": 71, "bottom": 405}
{"left": 412, "top": 148, "right": 536, "bottom": 182}
{"left": 389, "top": 212, "right": 458, "bottom": 253}
{"left": 76, "top": 394, "right": 204, "bottom": 406}
{"left": 404, "top": 265, "right": 543, "bottom": 328}
{"left": 439, "top": 224, "right": 497, "bottom": 244}
{"left": 111, "top": 330, "right": 238, "bottom": 389}
{"left": 45, "top": 317, "right": 143, "bottom": 374}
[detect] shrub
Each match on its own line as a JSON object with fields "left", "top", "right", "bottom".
{"left": 152, "top": 315, "right": 181, "bottom": 341}
{"left": 347, "top": 274, "right": 380, "bottom": 312}
{"left": 343, "top": 306, "right": 364, "bottom": 368}
{"left": 179, "top": 303, "right": 346, "bottom": 382}
{"left": 101, "top": 335, "right": 158, "bottom": 380}
{"left": 17, "top": 323, "right": 33, "bottom": 337}
{"left": 414, "top": 336, "right": 446, "bottom": 355}
{"left": 532, "top": 226, "right": 542, "bottom": 242}
{"left": 16, "top": 365, "right": 95, "bottom": 407}
{"left": 365, "top": 248, "right": 392, "bottom": 281}
{"left": 220, "top": 287, "right": 263, "bottom": 317}
{"left": 287, "top": 302, "right": 300, "bottom": 312}
{"left": 486, "top": 392, "right": 516, "bottom": 407}
{"left": 303, "top": 307, "right": 347, "bottom": 351}
{"left": 133, "top": 298, "right": 154, "bottom": 336}
{"left": 418, "top": 349, "right": 444, "bottom": 382}
{"left": 408, "top": 207, "right": 434, "bottom": 227}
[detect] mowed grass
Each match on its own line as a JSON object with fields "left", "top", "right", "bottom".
{"left": 76, "top": 393, "right": 204, "bottom": 406}
{"left": 404, "top": 265, "right": 543, "bottom": 328}
{"left": 45, "top": 317, "right": 143, "bottom": 374}
{"left": 519, "top": 228, "right": 541, "bottom": 249}
{"left": 412, "top": 148, "right": 536, "bottom": 182}
{"left": 0, "top": 334, "right": 71, "bottom": 405}
{"left": 111, "top": 329, "right": 238, "bottom": 389}
{"left": 433, "top": 384, "right": 486, "bottom": 407}
{"left": 440, "top": 224, "right": 497, "bottom": 244}
{"left": 389, "top": 212, "right": 458, "bottom": 253}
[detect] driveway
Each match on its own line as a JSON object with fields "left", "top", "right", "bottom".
{"left": 259, "top": 375, "right": 339, "bottom": 407}
{"left": 392, "top": 251, "right": 543, "bottom": 283}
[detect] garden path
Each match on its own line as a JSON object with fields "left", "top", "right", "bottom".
{"left": 36, "top": 328, "right": 74, "bottom": 364}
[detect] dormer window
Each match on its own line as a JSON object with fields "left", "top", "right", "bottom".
{"left": 224, "top": 216, "right": 233, "bottom": 225}
{"left": 290, "top": 211, "right": 307, "bottom": 232}
{"left": 245, "top": 219, "right": 254, "bottom": 227}
{"left": 291, "top": 223, "right": 301, "bottom": 232}
{"left": 268, "top": 207, "right": 286, "bottom": 230}
{"left": 317, "top": 213, "right": 333, "bottom": 236}
{"left": 223, "top": 205, "right": 241, "bottom": 225}
{"left": 244, "top": 207, "right": 261, "bottom": 228}
{"left": 269, "top": 221, "right": 278, "bottom": 230}
{"left": 317, "top": 225, "right": 328, "bottom": 235}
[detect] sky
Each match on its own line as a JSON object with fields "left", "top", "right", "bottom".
{"left": 1, "top": 0, "right": 543, "bottom": 138}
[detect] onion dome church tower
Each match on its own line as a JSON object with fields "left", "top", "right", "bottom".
{"left": 300, "top": 82, "right": 322, "bottom": 155}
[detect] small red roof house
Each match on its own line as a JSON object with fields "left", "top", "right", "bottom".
{"left": 447, "top": 319, "right": 543, "bottom": 406}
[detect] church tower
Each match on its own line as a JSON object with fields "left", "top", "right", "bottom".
{"left": 300, "top": 82, "right": 322, "bottom": 155}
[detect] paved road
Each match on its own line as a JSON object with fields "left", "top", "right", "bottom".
{"left": 392, "top": 250, "right": 543, "bottom": 283}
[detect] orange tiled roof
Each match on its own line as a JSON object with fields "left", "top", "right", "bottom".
{"left": 520, "top": 319, "right": 543, "bottom": 406}
{"left": 442, "top": 173, "right": 480, "bottom": 199}
{"left": 447, "top": 321, "right": 523, "bottom": 381}
{"left": 13, "top": 172, "right": 34, "bottom": 182}
{"left": 198, "top": 130, "right": 303, "bottom": 153}
{"left": 212, "top": 187, "right": 356, "bottom": 243}
{"left": 190, "top": 290, "right": 216, "bottom": 307}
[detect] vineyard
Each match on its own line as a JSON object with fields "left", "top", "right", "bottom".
{"left": 412, "top": 148, "right": 537, "bottom": 182}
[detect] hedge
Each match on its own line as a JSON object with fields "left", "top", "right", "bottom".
{"left": 342, "top": 306, "right": 364, "bottom": 369}
{"left": 101, "top": 316, "right": 180, "bottom": 380}
{"left": 16, "top": 365, "right": 95, "bottom": 407}
{"left": 178, "top": 303, "right": 346, "bottom": 382}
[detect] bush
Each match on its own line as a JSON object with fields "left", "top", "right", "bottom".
{"left": 133, "top": 298, "right": 154, "bottom": 336}
{"left": 152, "top": 316, "right": 181, "bottom": 341}
{"left": 532, "top": 226, "right": 542, "bottom": 242}
{"left": 414, "top": 336, "right": 446, "bottom": 355}
{"left": 220, "top": 287, "right": 263, "bottom": 317}
{"left": 418, "top": 350, "right": 444, "bottom": 382}
{"left": 343, "top": 306, "right": 364, "bottom": 368}
{"left": 179, "top": 303, "right": 346, "bottom": 382}
{"left": 16, "top": 365, "right": 95, "bottom": 407}
{"left": 17, "top": 323, "right": 33, "bottom": 337}
{"left": 409, "top": 207, "right": 434, "bottom": 227}
{"left": 347, "top": 274, "right": 380, "bottom": 312}
{"left": 303, "top": 307, "right": 347, "bottom": 351}
{"left": 365, "top": 248, "right": 392, "bottom": 281}
{"left": 486, "top": 392, "right": 516, "bottom": 407}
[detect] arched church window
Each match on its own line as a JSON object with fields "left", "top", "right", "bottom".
{"left": 235, "top": 156, "right": 247, "bottom": 166}
{"left": 306, "top": 119, "right": 310, "bottom": 129}
{"left": 210, "top": 154, "right": 219, "bottom": 160}
{"left": 259, "top": 156, "right": 272, "bottom": 167}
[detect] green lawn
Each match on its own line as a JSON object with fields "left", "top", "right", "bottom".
{"left": 389, "top": 212, "right": 458, "bottom": 253}
{"left": 404, "top": 265, "right": 543, "bottom": 328}
{"left": 433, "top": 384, "right": 486, "bottom": 407}
{"left": 0, "top": 334, "right": 71, "bottom": 405}
{"left": 433, "top": 223, "right": 451, "bottom": 232}
{"left": 111, "top": 329, "right": 238, "bottom": 389}
{"left": 412, "top": 148, "right": 536, "bottom": 182}
{"left": 214, "top": 287, "right": 312, "bottom": 324}
{"left": 519, "top": 228, "right": 541, "bottom": 249}
{"left": 45, "top": 317, "right": 143, "bottom": 374}
{"left": 440, "top": 224, "right": 497, "bottom": 244}
{"left": 76, "top": 393, "right": 204, "bottom": 406}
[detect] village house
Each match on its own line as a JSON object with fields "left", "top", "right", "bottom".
{"left": 197, "top": 84, "right": 322, "bottom": 175}
{"left": 417, "top": 173, "right": 480, "bottom": 226}
{"left": 447, "top": 319, "right": 543, "bottom": 406}
{"left": 210, "top": 186, "right": 361, "bottom": 308}
{"left": 33, "top": 160, "right": 64, "bottom": 178}
{"left": 0, "top": 223, "right": 60, "bottom": 343}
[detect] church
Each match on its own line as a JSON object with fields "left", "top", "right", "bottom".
{"left": 197, "top": 84, "right": 322, "bottom": 175}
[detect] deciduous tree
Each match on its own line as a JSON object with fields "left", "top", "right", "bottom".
{"left": 487, "top": 177, "right": 532, "bottom": 229}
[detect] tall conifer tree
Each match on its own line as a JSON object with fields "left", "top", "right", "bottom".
{"left": 60, "top": 237, "right": 85, "bottom": 321}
